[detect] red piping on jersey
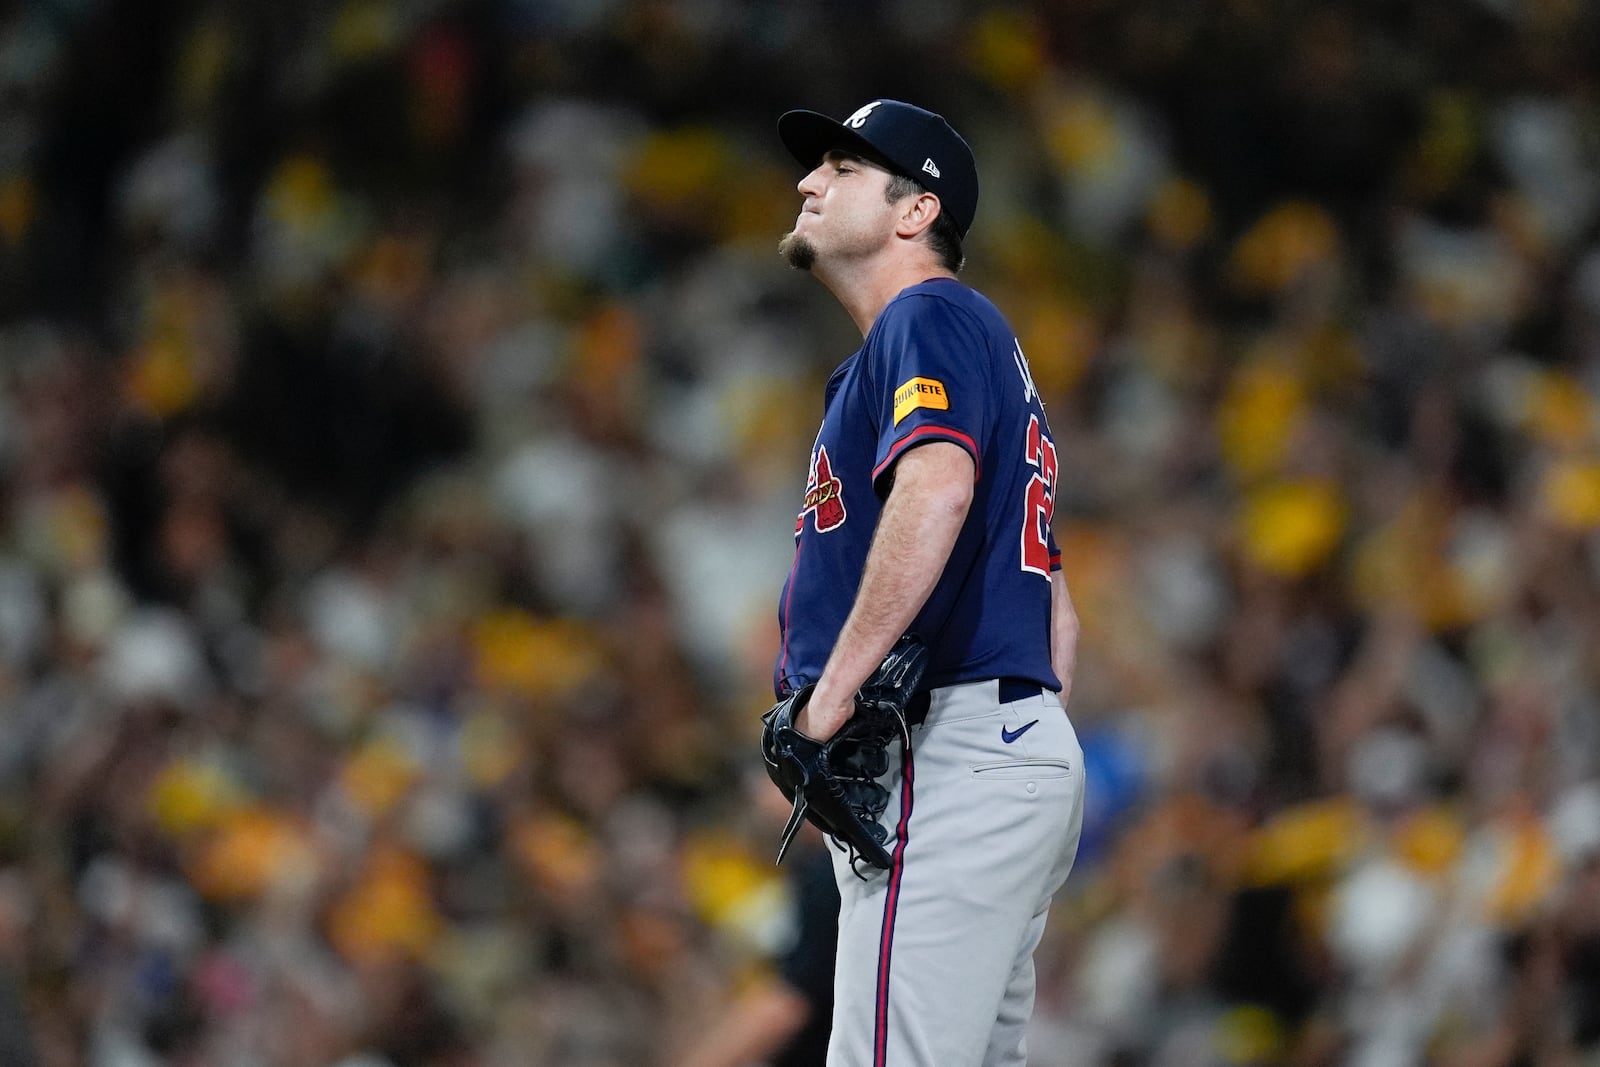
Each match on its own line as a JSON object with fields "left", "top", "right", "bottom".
{"left": 873, "top": 426, "right": 981, "bottom": 484}
{"left": 874, "top": 736, "right": 915, "bottom": 1065}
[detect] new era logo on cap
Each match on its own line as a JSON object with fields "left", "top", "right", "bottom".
{"left": 777, "top": 99, "right": 980, "bottom": 238}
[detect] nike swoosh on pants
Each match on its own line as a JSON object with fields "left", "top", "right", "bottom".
{"left": 1001, "top": 720, "right": 1039, "bottom": 744}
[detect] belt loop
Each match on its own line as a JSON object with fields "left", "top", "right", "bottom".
{"left": 906, "top": 690, "right": 931, "bottom": 726}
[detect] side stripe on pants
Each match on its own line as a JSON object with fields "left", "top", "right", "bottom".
{"left": 873, "top": 740, "right": 915, "bottom": 1066}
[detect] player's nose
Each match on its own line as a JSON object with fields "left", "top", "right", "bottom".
{"left": 797, "top": 164, "right": 827, "bottom": 199}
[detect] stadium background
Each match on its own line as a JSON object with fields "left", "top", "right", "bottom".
{"left": 1, "top": 0, "right": 1599, "bottom": 1063}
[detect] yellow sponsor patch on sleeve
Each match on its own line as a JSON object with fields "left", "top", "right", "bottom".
{"left": 893, "top": 376, "right": 950, "bottom": 425}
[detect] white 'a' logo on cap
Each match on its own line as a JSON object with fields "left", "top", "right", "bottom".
{"left": 845, "top": 102, "right": 882, "bottom": 129}
{"left": 922, "top": 158, "right": 940, "bottom": 178}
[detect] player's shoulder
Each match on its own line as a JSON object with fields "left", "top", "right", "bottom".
{"left": 888, "top": 277, "right": 1002, "bottom": 317}
{"left": 878, "top": 279, "right": 1010, "bottom": 339}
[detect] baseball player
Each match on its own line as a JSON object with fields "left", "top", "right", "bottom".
{"left": 768, "top": 99, "right": 1087, "bottom": 1065}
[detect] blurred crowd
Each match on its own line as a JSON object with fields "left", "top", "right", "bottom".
{"left": 2, "top": 0, "right": 1599, "bottom": 1065}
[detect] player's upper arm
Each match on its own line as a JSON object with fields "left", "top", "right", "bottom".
{"left": 882, "top": 440, "right": 975, "bottom": 515}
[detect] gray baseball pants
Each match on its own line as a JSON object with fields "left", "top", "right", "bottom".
{"left": 826, "top": 678, "right": 1085, "bottom": 1066}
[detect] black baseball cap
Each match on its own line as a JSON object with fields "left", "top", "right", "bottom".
{"left": 777, "top": 100, "right": 979, "bottom": 238}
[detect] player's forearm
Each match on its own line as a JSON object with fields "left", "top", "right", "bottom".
{"left": 802, "top": 442, "right": 973, "bottom": 738}
{"left": 1050, "top": 569, "right": 1078, "bottom": 705}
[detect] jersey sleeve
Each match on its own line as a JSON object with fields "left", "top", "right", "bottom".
{"left": 866, "top": 294, "right": 991, "bottom": 495}
{"left": 1048, "top": 524, "right": 1062, "bottom": 572}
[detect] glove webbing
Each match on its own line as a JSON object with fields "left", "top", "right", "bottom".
{"left": 773, "top": 705, "right": 912, "bottom": 877}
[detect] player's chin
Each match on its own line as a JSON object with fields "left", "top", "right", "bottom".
{"left": 779, "top": 231, "right": 816, "bottom": 271}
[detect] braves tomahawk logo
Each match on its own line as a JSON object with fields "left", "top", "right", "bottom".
{"left": 799, "top": 444, "right": 847, "bottom": 534}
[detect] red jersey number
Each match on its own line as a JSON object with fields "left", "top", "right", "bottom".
{"left": 1021, "top": 415, "right": 1057, "bottom": 577}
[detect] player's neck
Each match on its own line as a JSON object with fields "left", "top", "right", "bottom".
{"left": 818, "top": 255, "right": 957, "bottom": 337}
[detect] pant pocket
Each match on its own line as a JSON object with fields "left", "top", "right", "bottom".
{"left": 970, "top": 758, "right": 1074, "bottom": 780}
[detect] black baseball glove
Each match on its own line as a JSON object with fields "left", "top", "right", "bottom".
{"left": 761, "top": 636, "right": 929, "bottom": 871}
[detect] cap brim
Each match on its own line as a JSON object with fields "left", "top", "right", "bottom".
{"left": 777, "top": 109, "right": 901, "bottom": 175}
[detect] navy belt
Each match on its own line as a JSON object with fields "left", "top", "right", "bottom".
{"left": 904, "top": 677, "right": 1045, "bottom": 726}
{"left": 999, "top": 677, "right": 1045, "bottom": 703}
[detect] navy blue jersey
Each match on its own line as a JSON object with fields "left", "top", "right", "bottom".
{"left": 775, "top": 278, "right": 1061, "bottom": 696}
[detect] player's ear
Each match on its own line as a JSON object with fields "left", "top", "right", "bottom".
{"left": 895, "top": 192, "right": 942, "bottom": 240}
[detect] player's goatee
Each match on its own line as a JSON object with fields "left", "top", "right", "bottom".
{"left": 779, "top": 231, "right": 815, "bottom": 271}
